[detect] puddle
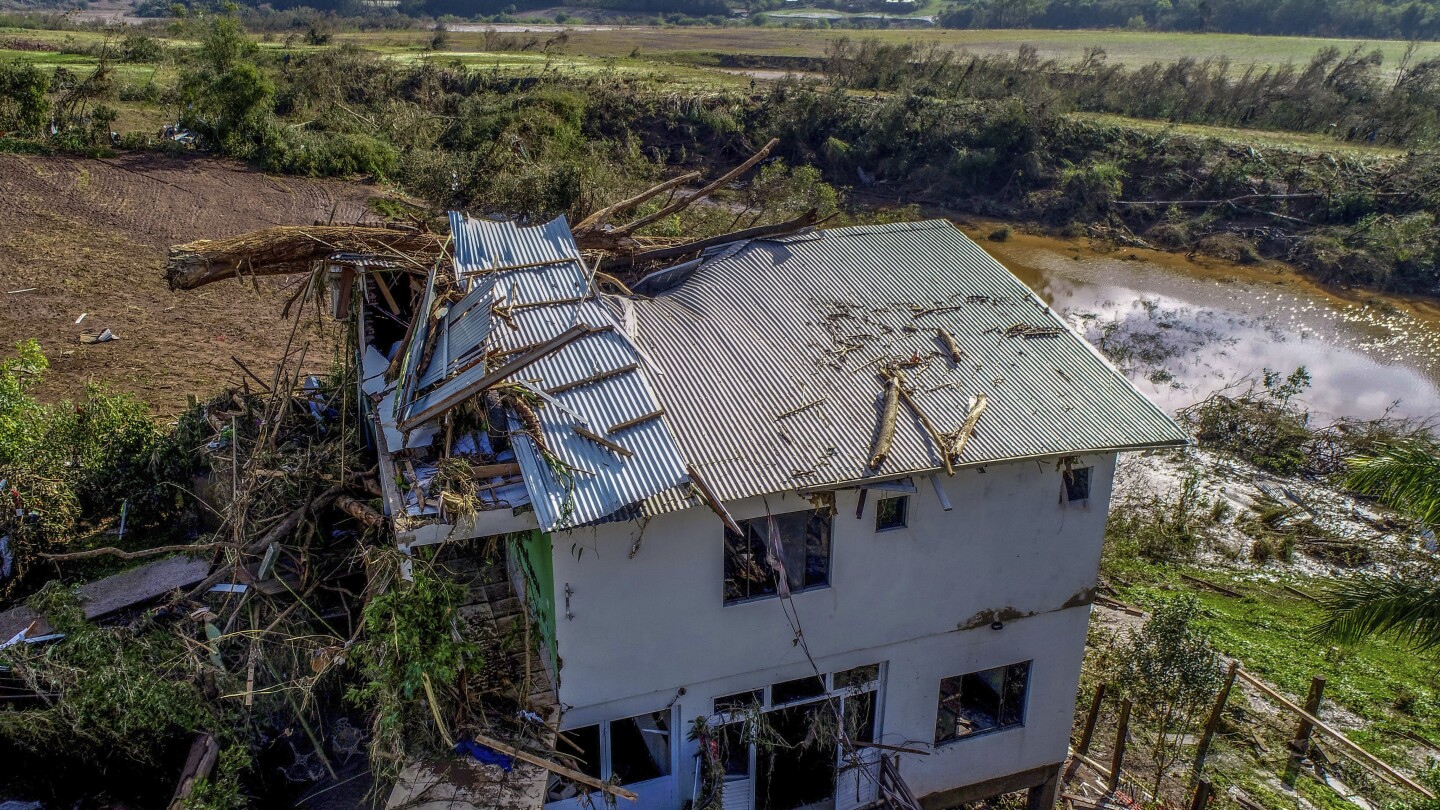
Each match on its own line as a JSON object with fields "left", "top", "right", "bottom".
{"left": 963, "top": 227, "right": 1440, "bottom": 421}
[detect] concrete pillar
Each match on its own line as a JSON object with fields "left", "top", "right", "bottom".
{"left": 1026, "top": 765, "right": 1061, "bottom": 810}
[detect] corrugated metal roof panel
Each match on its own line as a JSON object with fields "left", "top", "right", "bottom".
{"left": 630, "top": 219, "right": 1186, "bottom": 506}
{"left": 451, "top": 214, "right": 579, "bottom": 276}
{"left": 402, "top": 213, "right": 690, "bottom": 532}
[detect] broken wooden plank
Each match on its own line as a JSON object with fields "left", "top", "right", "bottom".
{"left": 573, "top": 426, "right": 633, "bottom": 458}
{"left": 168, "top": 732, "right": 220, "bottom": 810}
{"left": 468, "top": 463, "right": 522, "bottom": 478}
{"left": 468, "top": 730, "right": 639, "bottom": 801}
{"left": 545, "top": 363, "right": 639, "bottom": 396}
{"left": 1283, "top": 583, "right": 1320, "bottom": 602}
{"left": 1180, "top": 573, "right": 1243, "bottom": 598}
{"left": 0, "top": 554, "right": 211, "bottom": 639}
{"left": 687, "top": 463, "right": 741, "bottom": 535}
{"left": 608, "top": 409, "right": 665, "bottom": 434}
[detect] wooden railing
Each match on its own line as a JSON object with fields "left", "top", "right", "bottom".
{"left": 878, "top": 754, "right": 924, "bottom": 810}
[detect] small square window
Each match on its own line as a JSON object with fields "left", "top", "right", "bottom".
{"left": 1064, "top": 467, "right": 1092, "bottom": 502}
{"left": 875, "top": 496, "right": 908, "bottom": 531}
{"left": 935, "top": 661, "right": 1031, "bottom": 744}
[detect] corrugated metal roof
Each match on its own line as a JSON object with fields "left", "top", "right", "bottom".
{"left": 628, "top": 219, "right": 1186, "bottom": 506}
{"left": 399, "top": 214, "right": 691, "bottom": 532}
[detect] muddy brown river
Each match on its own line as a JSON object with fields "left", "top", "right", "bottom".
{"left": 961, "top": 225, "right": 1440, "bottom": 422}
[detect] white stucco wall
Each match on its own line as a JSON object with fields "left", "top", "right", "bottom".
{"left": 544, "top": 453, "right": 1116, "bottom": 807}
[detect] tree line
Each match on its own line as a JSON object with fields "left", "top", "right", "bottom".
{"left": 939, "top": 0, "right": 1440, "bottom": 41}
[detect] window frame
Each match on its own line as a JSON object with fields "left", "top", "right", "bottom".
{"left": 722, "top": 508, "right": 833, "bottom": 606}
{"left": 709, "top": 663, "right": 887, "bottom": 791}
{"left": 875, "top": 494, "right": 909, "bottom": 532}
{"left": 554, "top": 707, "right": 675, "bottom": 794}
{"left": 934, "top": 660, "right": 1033, "bottom": 745}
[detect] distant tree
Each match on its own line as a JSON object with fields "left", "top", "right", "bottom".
{"left": 0, "top": 59, "right": 51, "bottom": 138}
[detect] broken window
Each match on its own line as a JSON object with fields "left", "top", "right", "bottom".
{"left": 1064, "top": 466, "right": 1092, "bottom": 502}
{"left": 772, "top": 675, "right": 826, "bottom": 705}
{"left": 715, "top": 689, "right": 763, "bottom": 714}
{"left": 875, "top": 495, "right": 908, "bottom": 531}
{"left": 610, "top": 710, "right": 671, "bottom": 784}
{"left": 565, "top": 723, "right": 603, "bottom": 781}
{"left": 723, "top": 508, "right": 831, "bottom": 604}
{"left": 833, "top": 664, "right": 881, "bottom": 691}
{"left": 551, "top": 711, "right": 672, "bottom": 797}
{"left": 935, "top": 661, "right": 1031, "bottom": 744}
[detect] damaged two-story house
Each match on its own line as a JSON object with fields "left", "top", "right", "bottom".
{"left": 352, "top": 215, "right": 1186, "bottom": 810}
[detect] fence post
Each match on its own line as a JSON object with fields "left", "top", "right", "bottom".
{"left": 1194, "top": 661, "right": 1238, "bottom": 777}
{"left": 1109, "top": 699, "right": 1132, "bottom": 794}
{"left": 1292, "top": 676, "right": 1327, "bottom": 754}
{"left": 1189, "top": 779, "right": 1213, "bottom": 810}
{"left": 1077, "top": 683, "right": 1107, "bottom": 756}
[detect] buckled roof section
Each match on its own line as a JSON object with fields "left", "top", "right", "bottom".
{"left": 395, "top": 213, "right": 691, "bottom": 532}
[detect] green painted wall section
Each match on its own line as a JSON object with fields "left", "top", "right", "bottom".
{"left": 512, "top": 529, "right": 559, "bottom": 678}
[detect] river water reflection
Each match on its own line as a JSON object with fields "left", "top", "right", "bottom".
{"left": 964, "top": 227, "right": 1440, "bottom": 422}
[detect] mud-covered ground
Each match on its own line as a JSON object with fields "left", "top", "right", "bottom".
{"left": 0, "top": 153, "right": 385, "bottom": 412}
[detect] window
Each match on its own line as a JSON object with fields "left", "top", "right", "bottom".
{"left": 1064, "top": 467, "right": 1092, "bottom": 502}
{"left": 772, "top": 675, "right": 826, "bottom": 705}
{"left": 875, "top": 495, "right": 908, "bottom": 531}
{"left": 723, "top": 508, "right": 831, "bottom": 604}
{"left": 715, "top": 689, "right": 763, "bottom": 714}
{"left": 610, "top": 711, "right": 671, "bottom": 784}
{"left": 551, "top": 710, "right": 672, "bottom": 798}
{"left": 935, "top": 661, "right": 1031, "bottom": 744}
{"left": 833, "top": 663, "right": 881, "bottom": 691}
{"left": 565, "top": 724, "right": 603, "bottom": 781}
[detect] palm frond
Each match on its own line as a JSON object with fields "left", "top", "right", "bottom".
{"left": 1311, "top": 575, "right": 1440, "bottom": 650}
{"left": 1345, "top": 443, "right": 1440, "bottom": 527}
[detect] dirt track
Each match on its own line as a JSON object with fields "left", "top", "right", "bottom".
{"left": 0, "top": 152, "right": 384, "bottom": 413}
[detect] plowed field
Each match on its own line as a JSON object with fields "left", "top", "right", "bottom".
{"left": 0, "top": 152, "right": 384, "bottom": 412}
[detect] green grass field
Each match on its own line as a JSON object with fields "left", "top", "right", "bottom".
{"left": 339, "top": 26, "right": 1440, "bottom": 70}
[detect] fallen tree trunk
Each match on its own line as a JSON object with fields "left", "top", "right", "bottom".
{"left": 600, "top": 209, "right": 818, "bottom": 271}
{"left": 167, "top": 226, "right": 444, "bottom": 291}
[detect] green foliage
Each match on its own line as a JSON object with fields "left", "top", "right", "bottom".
{"left": 1103, "top": 469, "right": 1213, "bottom": 569}
{"left": 1180, "top": 368, "right": 1315, "bottom": 475}
{"left": 348, "top": 558, "right": 481, "bottom": 774}
{"left": 1343, "top": 442, "right": 1440, "bottom": 527}
{"left": 1111, "top": 594, "right": 1222, "bottom": 794}
{"left": 181, "top": 747, "right": 250, "bottom": 810}
{"left": 0, "top": 341, "right": 202, "bottom": 595}
{"left": 178, "top": 19, "right": 274, "bottom": 153}
{"left": 1313, "top": 574, "right": 1440, "bottom": 650}
{"left": 0, "top": 59, "right": 51, "bottom": 138}
{"left": 1, "top": 583, "right": 221, "bottom": 759}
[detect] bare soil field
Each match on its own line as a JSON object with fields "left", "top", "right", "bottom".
{"left": 0, "top": 152, "right": 384, "bottom": 413}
